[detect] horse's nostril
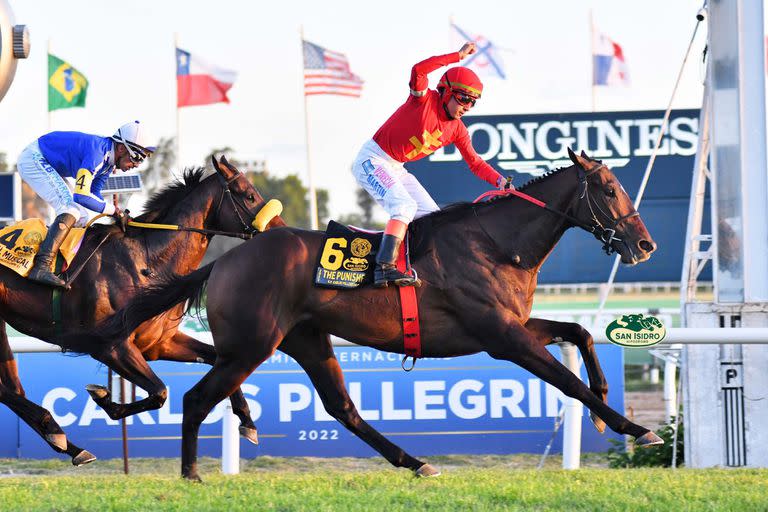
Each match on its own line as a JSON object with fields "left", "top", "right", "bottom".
{"left": 639, "top": 240, "right": 656, "bottom": 253}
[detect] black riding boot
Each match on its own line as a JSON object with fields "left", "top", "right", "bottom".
{"left": 374, "top": 234, "right": 420, "bottom": 288}
{"left": 28, "top": 213, "right": 76, "bottom": 288}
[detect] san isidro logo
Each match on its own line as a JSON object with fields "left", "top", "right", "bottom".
{"left": 605, "top": 313, "right": 666, "bottom": 347}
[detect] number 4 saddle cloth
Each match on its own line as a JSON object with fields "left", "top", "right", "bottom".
{"left": 314, "top": 220, "right": 414, "bottom": 290}
{"left": 0, "top": 218, "right": 85, "bottom": 277}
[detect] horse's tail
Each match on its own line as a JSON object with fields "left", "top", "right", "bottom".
{"left": 57, "top": 262, "right": 215, "bottom": 353}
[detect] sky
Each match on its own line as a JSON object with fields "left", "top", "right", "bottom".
{"left": 0, "top": 0, "right": 709, "bottom": 220}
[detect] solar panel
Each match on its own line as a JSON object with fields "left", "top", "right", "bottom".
{"left": 102, "top": 172, "right": 143, "bottom": 193}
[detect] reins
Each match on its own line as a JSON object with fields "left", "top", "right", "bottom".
{"left": 472, "top": 163, "right": 638, "bottom": 258}
{"left": 60, "top": 171, "right": 283, "bottom": 288}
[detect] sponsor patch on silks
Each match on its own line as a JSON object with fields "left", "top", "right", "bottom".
{"left": 314, "top": 221, "right": 380, "bottom": 290}
{"left": 605, "top": 313, "right": 667, "bottom": 347}
{"left": 0, "top": 219, "right": 85, "bottom": 277}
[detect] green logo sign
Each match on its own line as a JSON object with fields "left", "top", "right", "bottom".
{"left": 605, "top": 314, "right": 667, "bottom": 347}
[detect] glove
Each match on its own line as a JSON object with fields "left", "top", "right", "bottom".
{"left": 496, "top": 176, "right": 514, "bottom": 191}
{"left": 113, "top": 208, "right": 130, "bottom": 232}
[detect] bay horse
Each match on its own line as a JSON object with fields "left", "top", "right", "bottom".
{"left": 84, "top": 149, "right": 662, "bottom": 481}
{"left": 0, "top": 156, "right": 285, "bottom": 464}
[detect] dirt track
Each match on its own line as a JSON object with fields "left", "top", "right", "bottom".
{"left": 625, "top": 389, "right": 669, "bottom": 431}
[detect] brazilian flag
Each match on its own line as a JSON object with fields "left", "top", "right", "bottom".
{"left": 48, "top": 54, "right": 89, "bottom": 111}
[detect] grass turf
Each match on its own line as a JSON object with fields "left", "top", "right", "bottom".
{"left": 0, "top": 462, "right": 763, "bottom": 512}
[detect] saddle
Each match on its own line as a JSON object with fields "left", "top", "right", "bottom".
{"left": 0, "top": 218, "right": 86, "bottom": 277}
{"left": 314, "top": 221, "right": 414, "bottom": 290}
{"left": 314, "top": 221, "right": 422, "bottom": 363}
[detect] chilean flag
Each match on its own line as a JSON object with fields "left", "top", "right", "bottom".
{"left": 176, "top": 48, "right": 237, "bottom": 107}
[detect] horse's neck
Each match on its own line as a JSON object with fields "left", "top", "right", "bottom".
{"left": 482, "top": 169, "right": 579, "bottom": 270}
{"left": 141, "top": 181, "right": 217, "bottom": 274}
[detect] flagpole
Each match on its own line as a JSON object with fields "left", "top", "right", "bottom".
{"left": 47, "top": 39, "right": 52, "bottom": 130}
{"left": 174, "top": 33, "right": 181, "bottom": 173}
{"left": 301, "top": 26, "right": 319, "bottom": 230}
{"left": 589, "top": 9, "right": 596, "bottom": 112}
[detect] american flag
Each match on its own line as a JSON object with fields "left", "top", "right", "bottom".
{"left": 303, "top": 40, "right": 363, "bottom": 97}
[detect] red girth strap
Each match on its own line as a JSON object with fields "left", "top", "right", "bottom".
{"left": 396, "top": 237, "right": 421, "bottom": 359}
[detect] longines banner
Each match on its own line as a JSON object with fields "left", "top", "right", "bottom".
{"left": 0, "top": 345, "right": 623, "bottom": 459}
{"left": 408, "top": 109, "right": 704, "bottom": 283}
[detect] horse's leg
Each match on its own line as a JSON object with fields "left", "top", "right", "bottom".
{"left": 484, "top": 322, "right": 662, "bottom": 445}
{"left": 0, "top": 319, "right": 24, "bottom": 396}
{"left": 85, "top": 340, "right": 169, "bottom": 420}
{"left": 524, "top": 317, "right": 608, "bottom": 433}
{"left": 181, "top": 354, "right": 265, "bottom": 481}
{"left": 280, "top": 325, "right": 438, "bottom": 476}
{"left": 0, "top": 320, "right": 95, "bottom": 465}
{"left": 149, "top": 331, "right": 258, "bottom": 444}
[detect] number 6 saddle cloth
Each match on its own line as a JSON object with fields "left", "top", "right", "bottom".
{"left": 314, "top": 220, "right": 415, "bottom": 290}
{"left": 0, "top": 218, "right": 86, "bottom": 277}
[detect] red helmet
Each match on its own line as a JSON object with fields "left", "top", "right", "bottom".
{"left": 437, "top": 66, "right": 483, "bottom": 101}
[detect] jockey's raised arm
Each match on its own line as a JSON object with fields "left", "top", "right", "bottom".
{"left": 351, "top": 42, "right": 507, "bottom": 287}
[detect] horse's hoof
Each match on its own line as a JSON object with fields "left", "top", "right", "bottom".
{"left": 635, "top": 431, "right": 664, "bottom": 447}
{"left": 183, "top": 473, "right": 203, "bottom": 483}
{"left": 590, "top": 412, "right": 606, "bottom": 434}
{"left": 72, "top": 449, "right": 97, "bottom": 466}
{"left": 415, "top": 463, "right": 441, "bottom": 477}
{"left": 46, "top": 433, "right": 68, "bottom": 451}
{"left": 85, "top": 384, "right": 110, "bottom": 400}
{"left": 239, "top": 425, "right": 259, "bottom": 445}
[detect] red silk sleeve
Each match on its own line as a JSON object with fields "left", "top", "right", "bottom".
{"left": 409, "top": 52, "right": 461, "bottom": 94}
{"left": 453, "top": 124, "right": 503, "bottom": 186}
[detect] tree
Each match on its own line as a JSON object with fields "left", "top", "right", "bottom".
{"left": 142, "top": 136, "right": 176, "bottom": 194}
{"left": 205, "top": 147, "right": 329, "bottom": 230}
{"left": 357, "top": 187, "right": 378, "bottom": 227}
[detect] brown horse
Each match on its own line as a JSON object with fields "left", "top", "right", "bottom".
{"left": 84, "top": 149, "right": 661, "bottom": 481}
{"left": 0, "top": 156, "right": 284, "bottom": 464}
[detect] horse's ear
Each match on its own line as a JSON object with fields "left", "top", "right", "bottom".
{"left": 580, "top": 150, "right": 589, "bottom": 158}
{"left": 568, "top": 147, "right": 589, "bottom": 169}
{"left": 211, "top": 154, "right": 222, "bottom": 173}
{"left": 219, "top": 155, "right": 231, "bottom": 169}
{"left": 567, "top": 147, "right": 579, "bottom": 165}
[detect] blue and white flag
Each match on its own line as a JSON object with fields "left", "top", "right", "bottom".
{"left": 450, "top": 22, "right": 506, "bottom": 80}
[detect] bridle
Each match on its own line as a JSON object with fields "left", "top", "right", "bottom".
{"left": 472, "top": 162, "right": 639, "bottom": 259}
{"left": 211, "top": 171, "right": 259, "bottom": 239}
{"left": 573, "top": 163, "right": 639, "bottom": 256}
{"left": 127, "top": 170, "right": 261, "bottom": 240}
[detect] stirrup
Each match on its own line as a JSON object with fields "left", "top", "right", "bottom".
{"left": 28, "top": 269, "right": 67, "bottom": 288}
{"left": 374, "top": 267, "right": 421, "bottom": 288}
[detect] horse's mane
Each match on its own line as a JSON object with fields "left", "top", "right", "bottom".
{"left": 134, "top": 167, "right": 209, "bottom": 223}
{"left": 410, "top": 164, "right": 574, "bottom": 239}
{"left": 78, "top": 167, "right": 209, "bottom": 241}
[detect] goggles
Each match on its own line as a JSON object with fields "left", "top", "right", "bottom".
{"left": 452, "top": 91, "right": 477, "bottom": 107}
{"left": 123, "top": 143, "right": 148, "bottom": 164}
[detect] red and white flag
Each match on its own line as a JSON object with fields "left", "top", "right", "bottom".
{"left": 176, "top": 48, "right": 237, "bottom": 107}
{"left": 302, "top": 40, "right": 363, "bottom": 97}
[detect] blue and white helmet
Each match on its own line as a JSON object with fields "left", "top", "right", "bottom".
{"left": 111, "top": 120, "right": 156, "bottom": 162}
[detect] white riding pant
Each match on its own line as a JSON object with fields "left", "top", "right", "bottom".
{"left": 352, "top": 139, "right": 439, "bottom": 224}
{"left": 16, "top": 141, "right": 88, "bottom": 226}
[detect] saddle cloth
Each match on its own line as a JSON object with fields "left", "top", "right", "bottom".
{"left": 0, "top": 218, "right": 85, "bottom": 277}
{"left": 314, "top": 220, "right": 415, "bottom": 290}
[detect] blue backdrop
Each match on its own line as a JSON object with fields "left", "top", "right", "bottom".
{"left": 407, "top": 109, "right": 709, "bottom": 283}
{"left": 0, "top": 345, "right": 624, "bottom": 460}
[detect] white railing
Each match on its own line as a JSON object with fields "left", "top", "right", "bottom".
{"left": 8, "top": 327, "right": 768, "bottom": 473}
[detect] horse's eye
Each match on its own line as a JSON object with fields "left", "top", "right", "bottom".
{"left": 606, "top": 188, "right": 616, "bottom": 198}
{"left": 248, "top": 194, "right": 255, "bottom": 202}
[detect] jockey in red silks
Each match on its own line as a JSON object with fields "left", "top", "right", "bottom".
{"left": 352, "top": 42, "right": 512, "bottom": 288}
